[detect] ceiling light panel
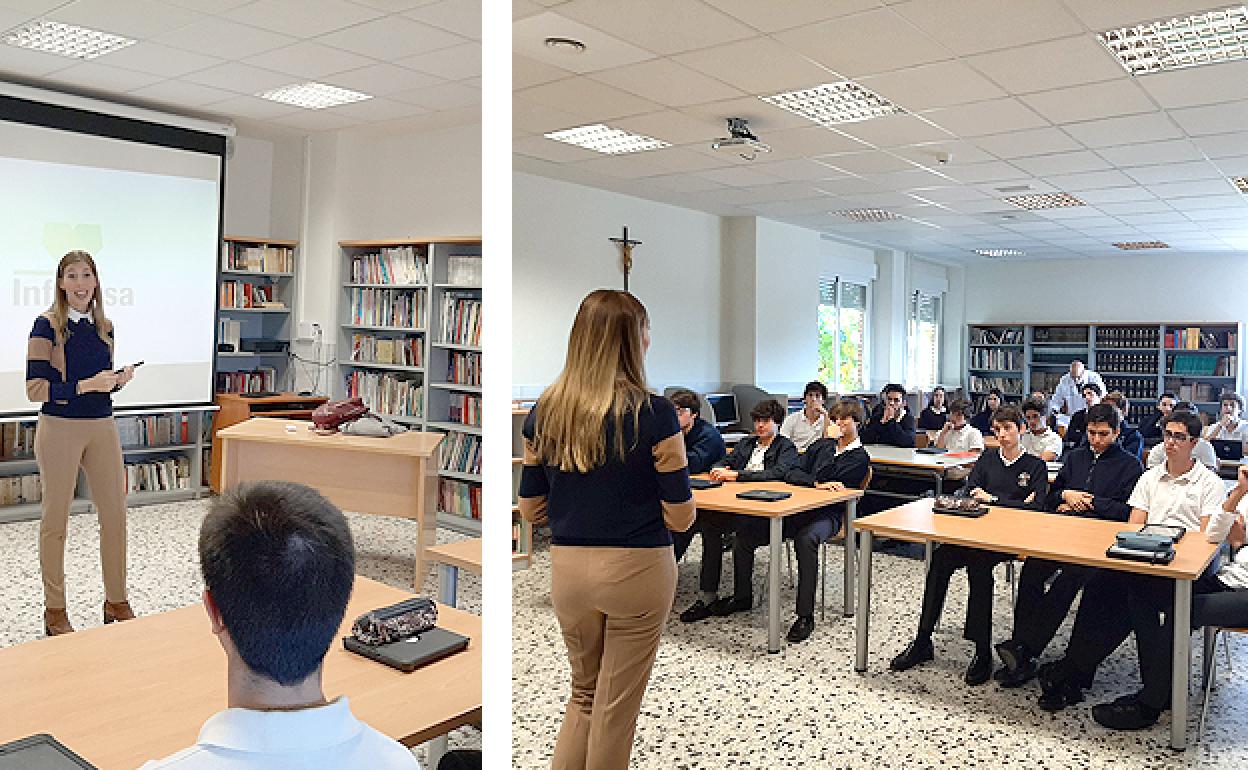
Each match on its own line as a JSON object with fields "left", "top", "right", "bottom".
{"left": 1002, "top": 192, "right": 1087, "bottom": 210}
{"left": 1099, "top": 6, "right": 1248, "bottom": 76}
{"left": 256, "top": 82, "right": 372, "bottom": 109}
{"left": 3, "top": 19, "right": 136, "bottom": 59}
{"left": 834, "top": 208, "right": 903, "bottom": 222}
{"left": 760, "top": 81, "right": 904, "bottom": 127}
{"left": 974, "top": 248, "right": 1025, "bottom": 258}
{"left": 1233, "top": 176, "right": 1248, "bottom": 192}
{"left": 544, "top": 124, "right": 670, "bottom": 155}
{"left": 1113, "top": 241, "right": 1170, "bottom": 249}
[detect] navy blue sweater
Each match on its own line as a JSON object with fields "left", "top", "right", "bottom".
{"left": 684, "top": 417, "right": 726, "bottom": 475}
{"left": 959, "top": 448, "right": 1049, "bottom": 510}
{"left": 785, "top": 439, "right": 870, "bottom": 488}
{"left": 861, "top": 405, "right": 916, "bottom": 447}
{"left": 718, "top": 434, "right": 798, "bottom": 481}
{"left": 26, "top": 315, "right": 114, "bottom": 418}
{"left": 1047, "top": 442, "right": 1143, "bottom": 522}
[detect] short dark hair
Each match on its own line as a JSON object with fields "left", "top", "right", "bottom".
{"left": 1220, "top": 391, "right": 1244, "bottom": 410}
{"left": 1081, "top": 382, "right": 1103, "bottom": 397}
{"left": 927, "top": 386, "right": 945, "bottom": 404}
{"left": 1085, "top": 402, "right": 1121, "bottom": 431}
{"left": 992, "top": 404, "right": 1024, "bottom": 428}
{"left": 830, "top": 398, "right": 865, "bottom": 424}
{"left": 1159, "top": 392, "right": 1177, "bottom": 402}
{"left": 986, "top": 387, "right": 1004, "bottom": 400}
{"left": 882, "top": 383, "right": 906, "bottom": 398}
{"left": 948, "top": 398, "right": 971, "bottom": 417}
{"left": 200, "top": 481, "right": 356, "bottom": 686}
{"left": 1021, "top": 397, "right": 1047, "bottom": 417}
{"left": 1103, "top": 390, "right": 1130, "bottom": 415}
{"left": 750, "top": 399, "right": 786, "bottom": 424}
{"left": 1174, "top": 400, "right": 1196, "bottom": 412}
{"left": 669, "top": 389, "right": 699, "bottom": 416}
{"left": 1163, "top": 411, "right": 1203, "bottom": 440}
{"left": 803, "top": 380, "right": 829, "bottom": 400}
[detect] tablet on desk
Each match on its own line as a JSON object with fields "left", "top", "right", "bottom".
{"left": 689, "top": 478, "right": 722, "bottom": 490}
{"left": 735, "top": 489, "right": 792, "bottom": 502}
{"left": 1212, "top": 439, "right": 1243, "bottom": 461}
{"left": 344, "top": 627, "right": 470, "bottom": 672}
{"left": 0, "top": 734, "right": 96, "bottom": 770}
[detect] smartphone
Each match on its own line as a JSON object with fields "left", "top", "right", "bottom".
{"left": 113, "top": 360, "right": 144, "bottom": 375}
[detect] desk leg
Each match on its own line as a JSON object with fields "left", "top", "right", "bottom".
{"left": 425, "top": 735, "right": 449, "bottom": 767}
{"left": 855, "top": 530, "right": 873, "bottom": 672}
{"left": 768, "top": 517, "right": 782, "bottom": 654}
{"left": 438, "top": 564, "right": 458, "bottom": 608}
{"left": 844, "top": 498, "right": 857, "bottom": 617}
{"left": 1171, "top": 578, "right": 1192, "bottom": 751}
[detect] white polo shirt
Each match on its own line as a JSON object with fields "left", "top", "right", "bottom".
{"left": 1204, "top": 417, "right": 1248, "bottom": 442}
{"left": 1126, "top": 460, "right": 1235, "bottom": 539}
{"left": 1020, "top": 428, "right": 1062, "bottom": 460}
{"left": 1147, "top": 438, "right": 1219, "bottom": 470}
{"left": 780, "top": 409, "right": 826, "bottom": 453}
{"left": 941, "top": 423, "right": 984, "bottom": 453}
{"left": 140, "top": 697, "right": 421, "bottom": 769}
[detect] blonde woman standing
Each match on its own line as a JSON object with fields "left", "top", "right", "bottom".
{"left": 518, "top": 289, "right": 694, "bottom": 770}
{"left": 25, "top": 250, "right": 136, "bottom": 636}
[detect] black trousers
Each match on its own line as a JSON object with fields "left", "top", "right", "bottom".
{"left": 916, "top": 544, "right": 1012, "bottom": 647}
{"left": 1127, "top": 571, "right": 1230, "bottom": 709}
{"left": 1010, "top": 559, "right": 1097, "bottom": 658}
{"left": 733, "top": 507, "right": 843, "bottom": 618}
{"left": 692, "top": 511, "right": 735, "bottom": 595}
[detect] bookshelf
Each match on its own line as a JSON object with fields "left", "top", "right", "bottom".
{"left": 337, "top": 237, "right": 482, "bottom": 536}
{"left": 217, "top": 236, "right": 297, "bottom": 395}
{"left": 512, "top": 406, "right": 532, "bottom": 570}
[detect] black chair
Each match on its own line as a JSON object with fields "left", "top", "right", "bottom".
{"left": 1194, "top": 590, "right": 1248, "bottom": 740}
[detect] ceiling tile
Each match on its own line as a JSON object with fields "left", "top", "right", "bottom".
{"left": 1191, "top": 132, "right": 1248, "bottom": 159}
{"left": 573, "top": 152, "right": 688, "bottom": 180}
{"left": 513, "top": 54, "right": 573, "bottom": 89}
{"left": 905, "top": 186, "right": 989, "bottom": 203}
{"left": 1114, "top": 211, "right": 1190, "bottom": 225}
{"left": 183, "top": 61, "right": 296, "bottom": 94}
{"left": 871, "top": 166, "right": 953, "bottom": 189}
{"left": 1018, "top": 79, "right": 1156, "bottom": 125}
{"left": 682, "top": 95, "right": 819, "bottom": 132}
{"left": 153, "top": 17, "right": 296, "bottom": 60}
{"left": 1073, "top": 187, "right": 1157, "bottom": 204}
{"left": 396, "top": 42, "right": 481, "bottom": 81}
{"left": 759, "top": 125, "right": 873, "bottom": 159}
{"left": 813, "top": 151, "right": 917, "bottom": 175}
{"left": 326, "top": 62, "right": 443, "bottom": 96}
{"left": 938, "top": 161, "right": 1029, "bottom": 184}
{"left": 644, "top": 173, "right": 729, "bottom": 193}
{"left": 736, "top": 181, "right": 830, "bottom": 203}
{"left": 1169, "top": 100, "right": 1248, "bottom": 137}
{"left": 47, "top": 61, "right": 164, "bottom": 92}
{"left": 612, "top": 110, "right": 724, "bottom": 146}
{"left": 634, "top": 146, "right": 737, "bottom": 174}
{"left": 1094, "top": 138, "right": 1206, "bottom": 167}
{"left": 269, "top": 108, "right": 360, "bottom": 132}
{"left": 101, "top": 42, "right": 221, "bottom": 78}
{"left": 1042, "top": 169, "right": 1136, "bottom": 191}
{"left": 890, "top": 0, "right": 1085, "bottom": 56}
{"left": 674, "top": 36, "right": 837, "bottom": 95}
{"left": 513, "top": 134, "right": 601, "bottom": 163}
{"left": 1211, "top": 155, "right": 1248, "bottom": 176}
{"left": 590, "top": 59, "right": 743, "bottom": 108}
{"left": 513, "top": 97, "right": 591, "bottom": 135}
{"left": 773, "top": 8, "right": 950, "bottom": 78}
{"left": 924, "top": 98, "right": 1048, "bottom": 137}
{"left": 1061, "top": 0, "right": 1232, "bottom": 31}
{"left": 698, "top": 164, "right": 788, "bottom": 187}
{"left": 513, "top": 0, "right": 545, "bottom": 20}
{"left": 1166, "top": 192, "right": 1247, "bottom": 210}
{"left": 1181, "top": 206, "right": 1248, "bottom": 221}
{"left": 747, "top": 158, "right": 852, "bottom": 182}
{"left": 1136, "top": 58, "right": 1248, "bottom": 110}
{"left": 1093, "top": 200, "right": 1174, "bottom": 216}
{"left": 1150, "top": 179, "right": 1239, "bottom": 198}
{"left": 224, "top": 0, "right": 384, "bottom": 38}
{"left": 402, "top": 0, "right": 480, "bottom": 39}
{"left": 972, "top": 127, "right": 1081, "bottom": 159}
{"left": 557, "top": 0, "right": 757, "bottom": 56}
{"left": 1061, "top": 113, "right": 1184, "bottom": 149}
{"left": 745, "top": 196, "right": 841, "bottom": 217}
{"left": 325, "top": 96, "right": 429, "bottom": 122}
{"left": 893, "top": 140, "right": 996, "bottom": 167}
{"left": 205, "top": 94, "right": 299, "bottom": 120}
{"left": 0, "top": 0, "right": 76, "bottom": 13}
{"left": 49, "top": 0, "right": 203, "bottom": 40}
{"left": 964, "top": 35, "right": 1126, "bottom": 94}
{"left": 835, "top": 114, "right": 952, "bottom": 148}
{"left": 512, "top": 12, "right": 656, "bottom": 74}
{"left": 352, "top": 0, "right": 441, "bottom": 10}
{"left": 1011, "top": 150, "right": 1111, "bottom": 176}
{"left": 319, "top": 15, "right": 466, "bottom": 59}
{"left": 812, "top": 176, "right": 889, "bottom": 196}
{"left": 518, "top": 77, "right": 662, "bottom": 121}
{"left": 1123, "top": 161, "right": 1224, "bottom": 185}
{"left": 704, "top": 0, "right": 879, "bottom": 32}
{"left": 128, "top": 79, "right": 234, "bottom": 107}
{"left": 388, "top": 80, "right": 479, "bottom": 110}
{"left": 858, "top": 59, "right": 1005, "bottom": 112}
{"left": 244, "top": 42, "right": 374, "bottom": 79}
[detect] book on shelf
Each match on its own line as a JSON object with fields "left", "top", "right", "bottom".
{"left": 446, "top": 350, "right": 481, "bottom": 386}
{"left": 969, "top": 348, "right": 1021, "bottom": 370}
{"left": 0, "top": 473, "right": 41, "bottom": 504}
{"left": 969, "top": 375, "right": 1023, "bottom": 394}
{"left": 1174, "top": 382, "right": 1223, "bottom": 403}
{"left": 446, "top": 255, "right": 482, "bottom": 286}
{"left": 438, "top": 478, "right": 481, "bottom": 519}
{"left": 125, "top": 455, "right": 191, "bottom": 493}
{"left": 439, "top": 432, "right": 481, "bottom": 475}
{"left": 217, "top": 368, "right": 277, "bottom": 394}
{"left": 1165, "top": 328, "right": 1236, "bottom": 349}
{"left": 439, "top": 293, "right": 481, "bottom": 347}
{"left": 0, "top": 421, "right": 37, "bottom": 459}
{"left": 350, "top": 333, "right": 423, "bottom": 367}
{"left": 970, "top": 328, "right": 1023, "bottom": 345}
{"left": 345, "top": 370, "right": 423, "bottom": 418}
{"left": 220, "top": 281, "right": 277, "bottom": 309}
{"left": 222, "top": 243, "right": 293, "bottom": 273}
{"left": 218, "top": 319, "right": 242, "bottom": 352}
{"left": 117, "top": 413, "right": 191, "bottom": 448}
{"left": 350, "top": 246, "right": 427, "bottom": 285}
{"left": 349, "top": 288, "right": 426, "bottom": 328}
{"left": 1168, "top": 354, "right": 1236, "bottom": 376}
{"left": 447, "top": 393, "right": 482, "bottom": 427}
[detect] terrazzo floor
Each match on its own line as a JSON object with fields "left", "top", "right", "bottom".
{"left": 0, "top": 500, "right": 481, "bottom": 765}
{"left": 513, "top": 534, "right": 1248, "bottom": 769}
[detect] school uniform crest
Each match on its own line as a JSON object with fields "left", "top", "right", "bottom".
{"left": 1017, "top": 472, "right": 1031, "bottom": 487}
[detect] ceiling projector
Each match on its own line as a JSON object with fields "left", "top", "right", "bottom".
{"left": 711, "top": 117, "right": 771, "bottom": 161}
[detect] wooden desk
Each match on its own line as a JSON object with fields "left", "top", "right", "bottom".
{"left": 853, "top": 498, "right": 1219, "bottom": 751}
{"left": 0, "top": 576, "right": 481, "bottom": 769}
{"left": 210, "top": 392, "right": 327, "bottom": 492}
{"left": 218, "top": 418, "right": 444, "bottom": 590}
{"left": 426, "top": 538, "right": 482, "bottom": 608}
{"left": 692, "top": 479, "right": 863, "bottom": 653}
{"left": 865, "top": 444, "right": 979, "bottom": 498}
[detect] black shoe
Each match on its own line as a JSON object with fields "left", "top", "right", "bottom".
{"left": 679, "top": 599, "right": 713, "bottom": 623}
{"left": 709, "top": 596, "right": 751, "bottom": 616}
{"left": 965, "top": 651, "right": 993, "bottom": 686}
{"left": 994, "top": 639, "right": 1028, "bottom": 672}
{"left": 787, "top": 616, "right": 815, "bottom": 643}
{"left": 890, "top": 638, "right": 935, "bottom": 671}
{"left": 1037, "top": 659, "right": 1083, "bottom": 712}
{"left": 997, "top": 658, "right": 1037, "bottom": 688}
{"left": 1092, "top": 700, "right": 1162, "bottom": 730}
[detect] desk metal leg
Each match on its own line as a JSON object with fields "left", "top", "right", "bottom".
{"left": 438, "top": 564, "right": 459, "bottom": 608}
{"left": 768, "top": 517, "right": 782, "bottom": 653}
{"left": 1171, "top": 578, "right": 1192, "bottom": 751}
{"left": 425, "top": 734, "right": 449, "bottom": 767}
{"left": 844, "top": 498, "right": 857, "bottom": 617}
{"left": 855, "top": 530, "right": 873, "bottom": 672}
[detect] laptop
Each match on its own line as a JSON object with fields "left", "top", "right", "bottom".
{"left": 0, "top": 734, "right": 96, "bottom": 770}
{"left": 1212, "top": 439, "right": 1244, "bottom": 462}
{"left": 343, "top": 627, "right": 470, "bottom": 673}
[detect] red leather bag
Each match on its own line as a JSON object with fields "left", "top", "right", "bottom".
{"left": 311, "top": 397, "right": 370, "bottom": 432}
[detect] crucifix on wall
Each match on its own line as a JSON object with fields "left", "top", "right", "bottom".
{"left": 609, "top": 225, "right": 642, "bottom": 291}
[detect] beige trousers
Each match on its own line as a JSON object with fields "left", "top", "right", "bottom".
{"left": 550, "top": 545, "right": 677, "bottom": 770}
{"left": 34, "top": 414, "right": 128, "bottom": 608}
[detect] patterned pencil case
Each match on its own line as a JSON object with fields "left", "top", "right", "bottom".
{"left": 350, "top": 597, "right": 438, "bottom": 646}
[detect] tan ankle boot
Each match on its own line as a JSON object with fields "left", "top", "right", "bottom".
{"left": 103, "top": 600, "right": 136, "bottom": 624}
{"left": 44, "top": 608, "right": 75, "bottom": 636}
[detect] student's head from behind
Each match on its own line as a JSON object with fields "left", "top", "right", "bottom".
{"left": 1219, "top": 391, "right": 1244, "bottom": 419}
{"left": 1162, "top": 411, "right": 1203, "bottom": 462}
{"left": 199, "top": 481, "right": 355, "bottom": 687}
{"left": 928, "top": 386, "right": 946, "bottom": 409}
{"left": 1084, "top": 403, "right": 1121, "bottom": 455}
{"left": 1081, "top": 381, "right": 1103, "bottom": 407}
{"left": 802, "top": 380, "right": 828, "bottom": 409}
{"left": 985, "top": 387, "right": 1003, "bottom": 411}
{"left": 830, "top": 399, "right": 865, "bottom": 440}
{"left": 1069, "top": 360, "right": 1086, "bottom": 379}
{"left": 1158, "top": 393, "right": 1177, "bottom": 415}
{"left": 1102, "top": 391, "right": 1129, "bottom": 420}
{"left": 750, "top": 399, "right": 786, "bottom": 438}
{"left": 1022, "top": 398, "right": 1048, "bottom": 432}
{"left": 991, "top": 404, "right": 1025, "bottom": 448}
{"left": 947, "top": 399, "right": 971, "bottom": 429}
{"left": 668, "top": 389, "right": 699, "bottom": 431}
{"left": 882, "top": 383, "right": 906, "bottom": 411}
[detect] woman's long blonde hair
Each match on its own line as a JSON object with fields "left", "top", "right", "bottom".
{"left": 49, "top": 250, "right": 112, "bottom": 348}
{"left": 533, "top": 290, "right": 651, "bottom": 473}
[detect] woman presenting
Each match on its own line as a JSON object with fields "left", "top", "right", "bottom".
{"left": 25, "top": 250, "right": 136, "bottom": 636}
{"left": 518, "top": 289, "right": 694, "bottom": 770}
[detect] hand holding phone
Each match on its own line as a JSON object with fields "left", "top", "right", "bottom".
{"left": 111, "top": 361, "right": 144, "bottom": 392}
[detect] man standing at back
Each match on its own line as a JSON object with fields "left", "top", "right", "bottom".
{"left": 142, "top": 481, "right": 421, "bottom": 769}
{"left": 1051, "top": 360, "right": 1105, "bottom": 417}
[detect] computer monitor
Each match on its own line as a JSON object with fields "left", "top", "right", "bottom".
{"left": 705, "top": 393, "right": 739, "bottom": 428}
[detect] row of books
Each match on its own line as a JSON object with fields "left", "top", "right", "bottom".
{"left": 969, "top": 375, "right": 1023, "bottom": 395}
{"left": 1097, "top": 327, "right": 1160, "bottom": 348}
{"left": 125, "top": 456, "right": 192, "bottom": 493}
{"left": 1165, "top": 328, "right": 1236, "bottom": 349}
{"left": 1029, "top": 371, "right": 1064, "bottom": 393}
{"left": 446, "top": 350, "right": 481, "bottom": 386}
{"left": 440, "top": 294, "right": 481, "bottom": 347}
{"left": 217, "top": 368, "right": 278, "bottom": 394}
{"left": 222, "top": 243, "right": 293, "bottom": 273}
{"left": 1167, "top": 354, "right": 1236, "bottom": 376}
{"left": 350, "top": 246, "right": 427, "bottom": 285}
{"left": 970, "top": 327, "right": 1023, "bottom": 345}
{"left": 220, "top": 281, "right": 280, "bottom": 310}
{"left": 349, "top": 288, "right": 426, "bottom": 329}
{"left": 446, "top": 255, "right": 482, "bottom": 286}
{"left": 1102, "top": 378, "right": 1160, "bottom": 401}
{"left": 350, "top": 333, "right": 423, "bottom": 367}
{"left": 1098, "top": 353, "right": 1157, "bottom": 373}
{"left": 969, "top": 348, "right": 1021, "bottom": 370}
{"left": 440, "top": 431, "right": 481, "bottom": 475}
{"left": 0, "top": 422, "right": 36, "bottom": 459}
{"left": 438, "top": 478, "right": 481, "bottom": 519}
{"left": 1033, "top": 327, "right": 1088, "bottom": 344}
{"left": 117, "top": 413, "right": 192, "bottom": 448}
{"left": 0, "top": 473, "right": 40, "bottom": 504}
{"left": 346, "top": 371, "right": 423, "bottom": 418}
{"left": 1169, "top": 382, "right": 1228, "bottom": 404}
{"left": 447, "top": 394, "right": 482, "bottom": 427}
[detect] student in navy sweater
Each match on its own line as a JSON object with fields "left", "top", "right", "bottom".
{"left": 1102, "top": 391, "right": 1144, "bottom": 461}
{"left": 518, "top": 290, "right": 694, "bottom": 770}
{"left": 993, "top": 403, "right": 1143, "bottom": 687}
{"left": 969, "top": 388, "right": 1002, "bottom": 434}
{"left": 25, "top": 251, "right": 137, "bottom": 637}
{"left": 667, "top": 389, "right": 726, "bottom": 561}
{"left": 917, "top": 386, "right": 949, "bottom": 431}
{"left": 861, "top": 383, "right": 916, "bottom": 447}
{"left": 1139, "top": 392, "right": 1176, "bottom": 444}
{"left": 890, "top": 405, "right": 1048, "bottom": 686}
{"left": 1063, "top": 382, "right": 1102, "bottom": 449}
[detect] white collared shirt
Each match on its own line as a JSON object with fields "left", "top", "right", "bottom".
{"left": 780, "top": 409, "right": 826, "bottom": 453}
{"left": 1204, "top": 417, "right": 1248, "bottom": 442}
{"left": 836, "top": 437, "right": 863, "bottom": 454}
{"left": 1147, "top": 438, "right": 1219, "bottom": 470}
{"left": 68, "top": 307, "right": 91, "bottom": 323}
{"left": 1127, "top": 461, "right": 1234, "bottom": 539}
{"left": 745, "top": 443, "right": 767, "bottom": 472}
{"left": 139, "top": 697, "right": 420, "bottom": 770}
{"left": 941, "top": 424, "right": 984, "bottom": 453}
{"left": 1020, "top": 428, "right": 1062, "bottom": 460}
{"left": 1051, "top": 370, "right": 1106, "bottom": 415}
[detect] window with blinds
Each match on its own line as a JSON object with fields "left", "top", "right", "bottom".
{"left": 817, "top": 277, "right": 868, "bottom": 392}
{"left": 907, "top": 290, "right": 942, "bottom": 388}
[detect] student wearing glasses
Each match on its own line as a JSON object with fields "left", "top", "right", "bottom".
{"left": 1145, "top": 403, "right": 1218, "bottom": 470}
{"left": 667, "top": 389, "right": 726, "bottom": 562}
{"left": 779, "top": 380, "right": 830, "bottom": 453}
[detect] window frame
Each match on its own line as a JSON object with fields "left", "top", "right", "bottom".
{"left": 906, "top": 289, "right": 943, "bottom": 389}
{"left": 817, "top": 276, "right": 871, "bottom": 393}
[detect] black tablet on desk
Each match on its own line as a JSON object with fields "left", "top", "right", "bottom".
{"left": 1212, "top": 439, "right": 1243, "bottom": 461}
{"left": 689, "top": 478, "right": 722, "bottom": 490}
{"left": 344, "top": 627, "right": 470, "bottom": 672}
{"left": 735, "top": 490, "right": 792, "bottom": 502}
{"left": 0, "top": 734, "right": 96, "bottom": 770}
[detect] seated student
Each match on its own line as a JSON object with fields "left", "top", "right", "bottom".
{"left": 780, "top": 380, "right": 829, "bottom": 453}
{"left": 889, "top": 405, "right": 1048, "bottom": 686}
{"left": 861, "top": 383, "right": 916, "bottom": 447}
{"left": 1019, "top": 397, "right": 1062, "bottom": 462}
{"left": 917, "top": 386, "right": 949, "bottom": 431}
{"left": 1029, "top": 390, "right": 1060, "bottom": 434}
{"left": 1100, "top": 392, "right": 1143, "bottom": 461}
{"left": 1145, "top": 403, "right": 1218, "bottom": 470}
{"left": 1204, "top": 391, "right": 1248, "bottom": 441}
{"left": 1036, "top": 410, "right": 1234, "bottom": 714}
{"left": 993, "top": 403, "right": 1142, "bottom": 687}
{"left": 934, "top": 400, "right": 983, "bottom": 483}
{"left": 1063, "top": 382, "right": 1102, "bottom": 450}
{"left": 679, "top": 400, "right": 797, "bottom": 622}
{"left": 1139, "top": 392, "right": 1176, "bottom": 443}
{"left": 969, "top": 388, "right": 1002, "bottom": 435}
{"left": 668, "top": 389, "right": 727, "bottom": 561}
{"left": 726, "top": 399, "right": 870, "bottom": 643}
{"left": 141, "top": 481, "right": 420, "bottom": 769}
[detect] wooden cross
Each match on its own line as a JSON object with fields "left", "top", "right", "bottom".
{"left": 609, "top": 226, "right": 642, "bottom": 291}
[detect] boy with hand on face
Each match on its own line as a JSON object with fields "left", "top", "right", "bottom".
{"left": 1204, "top": 391, "right": 1248, "bottom": 441}
{"left": 861, "top": 383, "right": 915, "bottom": 448}
{"left": 780, "top": 380, "right": 830, "bottom": 453}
